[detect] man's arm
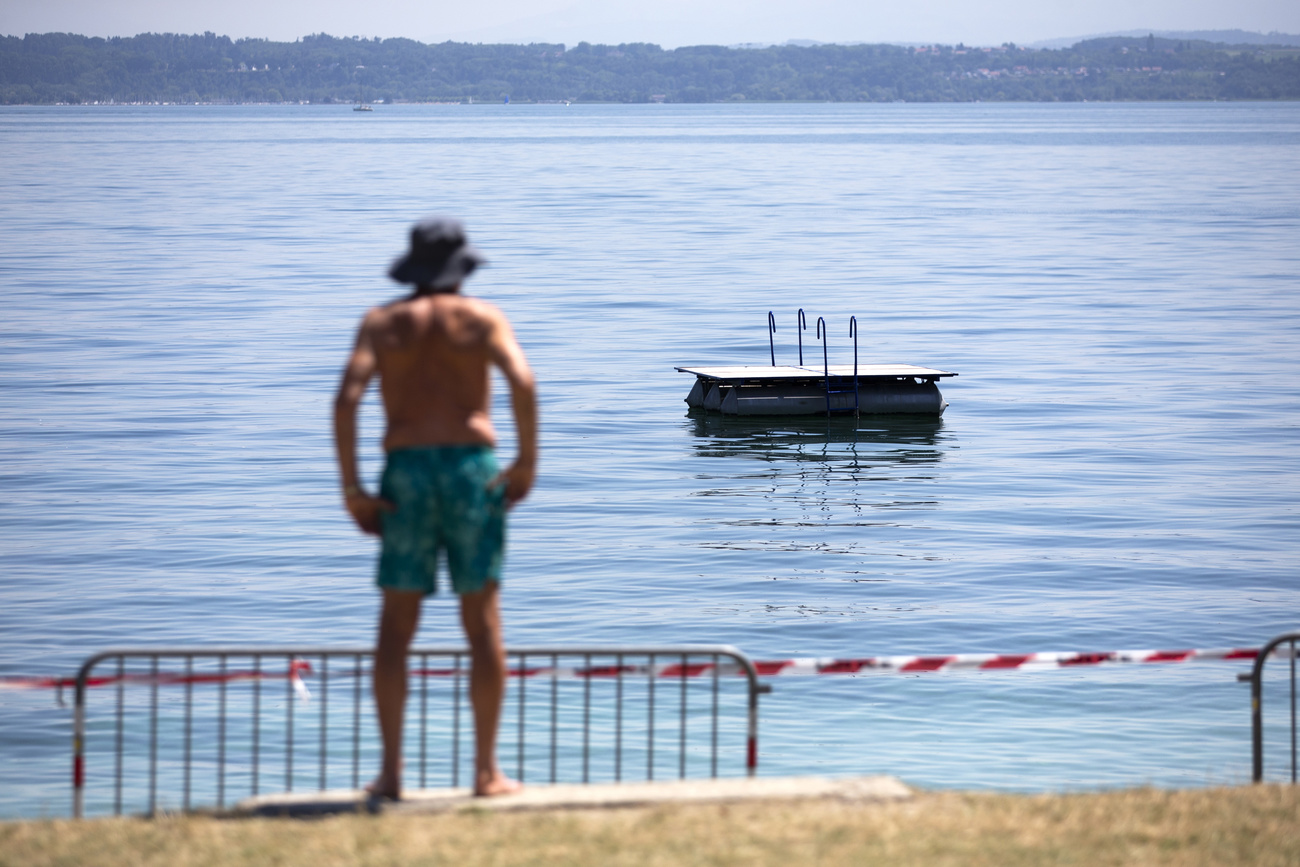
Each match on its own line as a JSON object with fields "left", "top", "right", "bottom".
{"left": 333, "top": 311, "right": 390, "bottom": 534}
{"left": 486, "top": 309, "right": 538, "bottom": 508}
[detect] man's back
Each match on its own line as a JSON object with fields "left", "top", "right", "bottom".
{"left": 366, "top": 293, "right": 502, "bottom": 452}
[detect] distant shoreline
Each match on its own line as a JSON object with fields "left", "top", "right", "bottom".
{"left": 4, "top": 31, "right": 1298, "bottom": 105}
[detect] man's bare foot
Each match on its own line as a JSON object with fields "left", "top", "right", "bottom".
{"left": 364, "top": 772, "right": 401, "bottom": 801}
{"left": 474, "top": 770, "right": 522, "bottom": 797}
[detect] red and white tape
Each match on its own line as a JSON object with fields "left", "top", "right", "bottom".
{"left": 747, "top": 646, "right": 1273, "bottom": 675}
{"left": 0, "top": 659, "right": 313, "bottom": 700}
{"left": 491, "top": 646, "right": 1278, "bottom": 679}
{"left": 2, "top": 646, "right": 1289, "bottom": 695}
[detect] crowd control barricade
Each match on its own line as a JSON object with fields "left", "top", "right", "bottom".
{"left": 71, "top": 645, "right": 768, "bottom": 818}
{"left": 1243, "top": 632, "right": 1300, "bottom": 783}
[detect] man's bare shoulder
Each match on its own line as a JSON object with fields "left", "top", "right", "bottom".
{"left": 449, "top": 294, "right": 507, "bottom": 322}
{"left": 361, "top": 294, "right": 439, "bottom": 333}
{"left": 361, "top": 297, "right": 409, "bottom": 328}
{"left": 437, "top": 295, "right": 511, "bottom": 341}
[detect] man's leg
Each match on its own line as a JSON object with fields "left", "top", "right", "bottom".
{"left": 370, "top": 588, "right": 423, "bottom": 800}
{"left": 459, "top": 581, "right": 521, "bottom": 796}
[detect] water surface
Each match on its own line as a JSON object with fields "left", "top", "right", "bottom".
{"left": 1, "top": 102, "right": 1298, "bottom": 817}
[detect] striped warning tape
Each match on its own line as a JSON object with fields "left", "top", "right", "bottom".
{"left": 0, "top": 660, "right": 313, "bottom": 700}
{"left": 2, "top": 646, "right": 1288, "bottom": 695}
{"left": 466, "top": 646, "right": 1283, "bottom": 679}
{"left": 747, "top": 646, "right": 1274, "bottom": 675}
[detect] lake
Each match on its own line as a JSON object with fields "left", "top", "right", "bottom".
{"left": 0, "top": 101, "right": 1298, "bottom": 818}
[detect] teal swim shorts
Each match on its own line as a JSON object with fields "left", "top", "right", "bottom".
{"left": 376, "top": 445, "right": 506, "bottom": 596}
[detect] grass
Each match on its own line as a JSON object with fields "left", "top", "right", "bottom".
{"left": 2, "top": 785, "right": 1297, "bottom": 866}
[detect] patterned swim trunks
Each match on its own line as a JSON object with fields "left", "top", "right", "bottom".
{"left": 376, "top": 445, "right": 506, "bottom": 596}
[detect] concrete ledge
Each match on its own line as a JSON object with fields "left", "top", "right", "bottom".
{"left": 232, "top": 775, "right": 911, "bottom": 818}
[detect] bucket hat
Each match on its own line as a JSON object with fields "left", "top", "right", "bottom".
{"left": 388, "top": 218, "right": 486, "bottom": 288}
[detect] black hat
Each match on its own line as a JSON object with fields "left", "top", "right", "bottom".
{"left": 388, "top": 218, "right": 486, "bottom": 288}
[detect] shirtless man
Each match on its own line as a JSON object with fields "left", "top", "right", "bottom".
{"left": 333, "top": 218, "right": 537, "bottom": 799}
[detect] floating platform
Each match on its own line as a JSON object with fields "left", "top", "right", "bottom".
{"left": 677, "top": 364, "right": 957, "bottom": 417}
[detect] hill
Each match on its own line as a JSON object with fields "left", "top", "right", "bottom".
{"left": 2, "top": 31, "right": 1298, "bottom": 104}
{"left": 1030, "top": 29, "right": 1300, "bottom": 50}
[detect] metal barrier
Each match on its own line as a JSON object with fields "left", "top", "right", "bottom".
{"left": 1244, "top": 632, "right": 1300, "bottom": 783}
{"left": 72, "top": 645, "right": 768, "bottom": 818}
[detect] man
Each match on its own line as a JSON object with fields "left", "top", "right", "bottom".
{"left": 333, "top": 218, "right": 537, "bottom": 799}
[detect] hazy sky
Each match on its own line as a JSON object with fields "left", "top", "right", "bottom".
{"left": 2, "top": 0, "right": 1297, "bottom": 48}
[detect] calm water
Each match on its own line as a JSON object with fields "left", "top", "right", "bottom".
{"left": 1, "top": 102, "right": 1299, "bottom": 818}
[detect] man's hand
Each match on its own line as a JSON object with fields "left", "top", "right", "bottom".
{"left": 492, "top": 460, "right": 536, "bottom": 510}
{"left": 345, "top": 491, "right": 395, "bottom": 535}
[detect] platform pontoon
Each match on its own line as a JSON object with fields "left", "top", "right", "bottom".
{"left": 677, "top": 311, "right": 957, "bottom": 417}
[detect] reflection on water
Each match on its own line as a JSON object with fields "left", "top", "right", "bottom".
{"left": 682, "top": 410, "right": 953, "bottom": 552}
{"left": 685, "top": 408, "right": 947, "bottom": 464}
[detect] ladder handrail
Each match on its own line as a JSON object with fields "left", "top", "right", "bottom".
{"left": 816, "top": 316, "right": 829, "bottom": 417}
{"left": 767, "top": 311, "right": 777, "bottom": 366}
{"left": 797, "top": 309, "right": 807, "bottom": 366}
{"left": 849, "top": 316, "right": 859, "bottom": 417}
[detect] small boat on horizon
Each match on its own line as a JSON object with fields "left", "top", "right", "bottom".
{"left": 353, "top": 103, "right": 373, "bottom": 111}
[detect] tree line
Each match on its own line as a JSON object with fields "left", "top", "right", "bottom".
{"left": 2, "top": 31, "right": 1298, "bottom": 105}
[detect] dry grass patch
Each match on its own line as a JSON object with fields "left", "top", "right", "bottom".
{"left": 2, "top": 785, "right": 1297, "bottom": 867}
